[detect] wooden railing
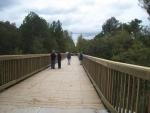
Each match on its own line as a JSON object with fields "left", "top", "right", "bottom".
{"left": 83, "top": 55, "right": 150, "bottom": 113}
{"left": 0, "top": 53, "right": 66, "bottom": 92}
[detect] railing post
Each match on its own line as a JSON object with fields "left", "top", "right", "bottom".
{"left": 148, "top": 95, "right": 150, "bottom": 113}
{"left": 82, "top": 55, "right": 150, "bottom": 113}
{"left": 146, "top": 81, "right": 150, "bottom": 113}
{"left": 0, "top": 54, "right": 55, "bottom": 92}
{"left": 0, "top": 60, "right": 2, "bottom": 86}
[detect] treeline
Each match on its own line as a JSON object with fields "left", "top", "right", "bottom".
{"left": 76, "top": 17, "right": 150, "bottom": 67}
{"left": 76, "top": 0, "right": 150, "bottom": 67}
{"left": 0, "top": 12, "right": 75, "bottom": 55}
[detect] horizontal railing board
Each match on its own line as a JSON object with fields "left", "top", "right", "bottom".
{"left": 84, "top": 55, "right": 150, "bottom": 81}
{"left": 0, "top": 53, "right": 67, "bottom": 60}
{"left": 0, "top": 54, "right": 50, "bottom": 60}
{"left": 83, "top": 55, "right": 150, "bottom": 113}
{"left": 0, "top": 66, "right": 47, "bottom": 92}
{"left": 0, "top": 53, "right": 67, "bottom": 92}
{"left": 83, "top": 64, "right": 117, "bottom": 113}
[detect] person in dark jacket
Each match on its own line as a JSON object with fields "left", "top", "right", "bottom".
{"left": 57, "top": 52, "right": 62, "bottom": 69}
{"left": 79, "top": 52, "right": 83, "bottom": 65}
{"left": 51, "top": 50, "right": 56, "bottom": 69}
{"left": 67, "top": 52, "right": 71, "bottom": 65}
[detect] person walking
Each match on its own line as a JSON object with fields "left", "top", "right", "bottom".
{"left": 67, "top": 52, "right": 71, "bottom": 65}
{"left": 51, "top": 50, "right": 56, "bottom": 69}
{"left": 57, "top": 52, "right": 62, "bottom": 69}
{"left": 79, "top": 52, "right": 83, "bottom": 65}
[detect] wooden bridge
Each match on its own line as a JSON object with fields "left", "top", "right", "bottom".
{"left": 0, "top": 54, "right": 150, "bottom": 113}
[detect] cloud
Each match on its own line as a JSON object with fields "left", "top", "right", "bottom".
{"left": 0, "top": 0, "right": 18, "bottom": 10}
{"left": 33, "top": 7, "right": 78, "bottom": 16}
{"left": 0, "top": 0, "right": 149, "bottom": 42}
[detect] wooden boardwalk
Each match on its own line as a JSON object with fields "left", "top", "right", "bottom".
{"left": 0, "top": 56, "right": 107, "bottom": 113}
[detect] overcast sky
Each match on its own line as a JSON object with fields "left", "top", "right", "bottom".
{"left": 0, "top": 0, "right": 149, "bottom": 43}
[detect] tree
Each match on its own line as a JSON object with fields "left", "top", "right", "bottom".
{"left": 0, "top": 21, "right": 21, "bottom": 55}
{"left": 63, "top": 30, "right": 75, "bottom": 52}
{"left": 76, "top": 34, "right": 83, "bottom": 52}
{"left": 112, "top": 40, "right": 150, "bottom": 66}
{"left": 102, "top": 17, "right": 120, "bottom": 34}
{"left": 20, "top": 12, "right": 49, "bottom": 53}
{"left": 139, "top": 26, "right": 150, "bottom": 47}
{"left": 48, "top": 20, "right": 66, "bottom": 52}
{"left": 117, "top": 19, "right": 142, "bottom": 38}
{"left": 128, "top": 19, "right": 142, "bottom": 38}
{"left": 0, "top": 12, "right": 75, "bottom": 54}
{"left": 139, "top": 0, "right": 150, "bottom": 16}
{"left": 76, "top": 17, "right": 150, "bottom": 67}
{"left": 76, "top": 34, "right": 91, "bottom": 53}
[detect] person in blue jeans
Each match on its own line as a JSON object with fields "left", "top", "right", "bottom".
{"left": 67, "top": 52, "right": 71, "bottom": 65}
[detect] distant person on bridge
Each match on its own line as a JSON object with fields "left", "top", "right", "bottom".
{"left": 67, "top": 52, "right": 71, "bottom": 65}
{"left": 51, "top": 50, "right": 56, "bottom": 69}
{"left": 79, "top": 52, "right": 83, "bottom": 65}
{"left": 57, "top": 52, "right": 62, "bottom": 69}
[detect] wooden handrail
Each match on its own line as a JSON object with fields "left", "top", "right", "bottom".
{"left": 83, "top": 55, "right": 150, "bottom": 113}
{"left": 0, "top": 54, "right": 50, "bottom": 60}
{"left": 0, "top": 53, "right": 66, "bottom": 92}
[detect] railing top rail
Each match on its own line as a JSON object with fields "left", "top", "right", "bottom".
{"left": 0, "top": 54, "right": 50, "bottom": 60}
{"left": 0, "top": 53, "right": 67, "bottom": 60}
{"left": 84, "top": 55, "right": 150, "bottom": 81}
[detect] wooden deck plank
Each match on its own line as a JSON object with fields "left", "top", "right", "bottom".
{"left": 0, "top": 56, "right": 107, "bottom": 113}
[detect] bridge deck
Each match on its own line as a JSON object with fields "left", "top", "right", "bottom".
{"left": 0, "top": 56, "right": 107, "bottom": 113}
